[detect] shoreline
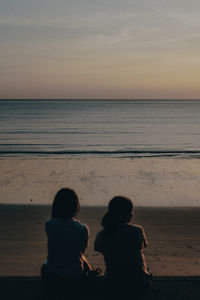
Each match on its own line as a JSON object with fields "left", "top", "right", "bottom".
{"left": 1, "top": 153, "right": 200, "bottom": 159}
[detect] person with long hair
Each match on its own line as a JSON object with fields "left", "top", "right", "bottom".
{"left": 94, "top": 196, "right": 152, "bottom": 299}
{"left": 42, "top": 188, "right": 92, "bottom": 280}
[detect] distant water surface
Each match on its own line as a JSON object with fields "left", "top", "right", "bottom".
{"left": 0, "top": 99, "right": 200, "bottom": 157}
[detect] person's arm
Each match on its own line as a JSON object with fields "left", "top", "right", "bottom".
{"left": 80, "top": 225, "right": 93, "bottom": 272}
{"left": 81, "top": 225, "right": 89, "bottom": 253}
{"left": 140, "top": 227, "right": 148, "bottom": 248}
{"left": 135, "top": 226, "right": 148, "bottom": 249}
{"left": 138, "top": 226, "right": 152, "bottom": 276}
{"left": 94, "top": 231, "right": 104, "bottom": 253}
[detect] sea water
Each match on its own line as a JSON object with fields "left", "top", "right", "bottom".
{"left": 1, "top": 100, "right": 200, "bottom": 206}
{"left": 0, "top": 99, "right": 200, "bottom": 157}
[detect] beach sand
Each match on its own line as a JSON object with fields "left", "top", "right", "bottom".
{"left": 1, "top": 157, "right": 200, "bottom": 207}
{"left": 0, "top": 156, "right": 200, "bottom": 277}
{"left": 0, "top": 205, "right": 200, "bottom": 277}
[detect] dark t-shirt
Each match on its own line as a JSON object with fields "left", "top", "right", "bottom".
{"left": 94, "top": 223, "right": 149, "bottom": 278}
{"left": 46, "top": 218, "right": 89, "bottom": 277}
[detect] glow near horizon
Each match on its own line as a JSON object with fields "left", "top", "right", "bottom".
{"left": 1, "top": 0, "right": 200, "bottom": 99}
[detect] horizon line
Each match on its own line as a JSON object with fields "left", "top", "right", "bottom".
{"left": 1, "top": 98, "right": 200, "bottom": 101}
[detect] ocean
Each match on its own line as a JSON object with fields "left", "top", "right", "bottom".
{"left": 0, "top": 99, "right": 200, "bottom": 157}
{"left": 1, "top": 99, "right": 200, "bottom": 206}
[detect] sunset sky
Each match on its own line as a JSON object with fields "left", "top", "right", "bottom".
{"left": 1, "top": 0, "right": 200, "bottom": 99}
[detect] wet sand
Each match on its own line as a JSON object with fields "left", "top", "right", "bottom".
{"left": 1, "top": 157, "right": 200, "bottom": 207}
{"left": 0, "top": 205, "right": 200, "bottom": 276}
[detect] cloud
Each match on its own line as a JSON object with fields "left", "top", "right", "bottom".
{"left": 1, "top": 0, "right": 200, "bottom": 98}
{"left": 1, "top": 0, "right": 200, "bottom": 49}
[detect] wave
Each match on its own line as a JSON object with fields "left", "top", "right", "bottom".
{"left": 1, "top": 149, "right": 200, "bottom": 158}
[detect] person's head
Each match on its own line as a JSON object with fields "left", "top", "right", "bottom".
{"left": 102, "top": 196, "right": 134, "bottom": 231}
{"left": 51, "top": 188, "right": 80, "bottom": 219}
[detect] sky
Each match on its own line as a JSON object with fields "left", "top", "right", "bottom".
{"left": 1, "top": 0, "right": 200, "bottom": 99}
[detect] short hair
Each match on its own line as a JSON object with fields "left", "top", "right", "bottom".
{"left": 51, "top": 188, "right": 80, "bottom": 219}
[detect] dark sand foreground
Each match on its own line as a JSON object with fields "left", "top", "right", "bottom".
{"left": 0, "top": 205, "right": 200, "bottom": 276}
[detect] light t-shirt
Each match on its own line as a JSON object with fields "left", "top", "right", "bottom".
{"left": 45, "top": 218, "right": 89, "bottom": 277}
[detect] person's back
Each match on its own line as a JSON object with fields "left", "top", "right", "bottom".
{"left": 46, "top": 217, "right": 89, "bottom": 277}
{"left": 94, "top": 196, "right": 152, "bottom": 299}
{"left": 43, "top": 188, "right": 92, "bottom": 280}
{"left": 95, "top": 222, "right": 149, "bottom": 280}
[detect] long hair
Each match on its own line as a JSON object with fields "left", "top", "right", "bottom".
{"left": 51, "top": 188, "right": 80, "bottom": 219}
{"left": 102, "top": 196, "right": 133, "bottom": 232}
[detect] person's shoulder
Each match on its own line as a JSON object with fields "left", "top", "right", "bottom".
{"left": 45, "top": 218, "right": 51, "bottom": 225}
{"left": 132, "top": 223, "right": 145, "bottom": 231}
{"left": 125, "top": 223, "right": 145, "bottom": 234}
{"left": 95, "top": 229, "right": 104, "bottom": 237}
{"left": 45, "top": 218, "right": 57, "bottom": 227}
{"left": 125, "top": 223, "right": 144, "bottom": 230}
{"left": 126, "top": 223, "right": 148, "bottom": 246}
{"left": 45, "top": 218, "right": 60, "bottom": 232}
{"left": 73, "top": 219, "right": 89, "bottom": 232}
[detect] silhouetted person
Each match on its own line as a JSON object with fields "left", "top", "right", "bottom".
{"left": 94, "top": 196, "right": 152, "bottom": 300}
{"left": 41, "top": 188, "right": 92, "bottom": 299}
